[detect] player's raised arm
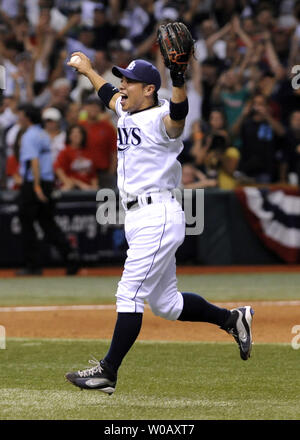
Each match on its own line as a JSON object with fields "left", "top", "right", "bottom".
{"left": 67, "top": 52, "right": 120, "bottom": 113}
{"left": 158, "top": 22, "right": 194, "bottom": 139}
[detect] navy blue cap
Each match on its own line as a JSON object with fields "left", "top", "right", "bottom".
{"left": 112, "top": 59, "right": 161, "bottom": 91}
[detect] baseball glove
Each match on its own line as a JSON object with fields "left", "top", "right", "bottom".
{"left": 157, "top": 22, "right": 194, "bottom": 87}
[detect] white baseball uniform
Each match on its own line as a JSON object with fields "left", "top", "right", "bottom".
{"left": 115, "top": 97, "right": 186, "bottom": 320}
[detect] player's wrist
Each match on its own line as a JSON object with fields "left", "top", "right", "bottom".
{"left": 170, "top": 70, "right": 185, "bottom": 88}
{"left": 169, "top": 98, "right": 189, "bottom": 120}
{"left": 85, "top": 67, "right": 95, "bottom": 77}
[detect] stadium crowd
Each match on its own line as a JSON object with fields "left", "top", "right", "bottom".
{"left": 0, "top": 0, "right": 300, "bottom": 192}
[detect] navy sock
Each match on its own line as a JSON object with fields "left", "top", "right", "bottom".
{"left": 104, "top": 312, "right": 143, "bottom": 373}
{"left": 178, "top": 292, "right": 231, "bottom": 326}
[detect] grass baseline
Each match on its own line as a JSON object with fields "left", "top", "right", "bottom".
{"left": 0, "top": 338, "right": 299, "bottom": 420}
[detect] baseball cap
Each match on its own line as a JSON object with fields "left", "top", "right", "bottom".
{"left": 42, "top": 107, "right": 62, "bottom": 121}
{"left": 112, "top": 59, "right": 161, "bottom": 91}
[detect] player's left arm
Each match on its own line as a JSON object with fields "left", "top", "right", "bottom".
{"left": 158, "top": 22, "right": 194, "bottom": 139}
{"left": 163, "top": 85, "right": 187, "bottom": 139}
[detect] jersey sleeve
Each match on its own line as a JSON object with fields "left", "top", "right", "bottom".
{"left": 115, "top": 96, "right": 124, "bottom": 118}
{"left": 154, "top": 100, "right": 181, "bottom": 144}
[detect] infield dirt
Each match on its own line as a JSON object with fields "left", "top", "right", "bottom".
{"left": 0, "top": 302, "right": 298, "bottom": 343}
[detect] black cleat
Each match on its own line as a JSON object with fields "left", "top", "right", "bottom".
{"left": 221, "top": 306, "right": 254, "bottom": 360}
{"left": 65, "top": 358, "right": 117, "bottom": 395}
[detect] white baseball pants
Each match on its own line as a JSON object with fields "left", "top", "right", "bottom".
{"left": 116, "top": 196, "right": 185, "bottom": 320}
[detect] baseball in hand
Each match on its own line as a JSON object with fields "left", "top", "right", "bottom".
{"left": 70, "top": 55, "right": 81, "bottom": 65}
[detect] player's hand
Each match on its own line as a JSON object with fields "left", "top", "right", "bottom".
{"left": 157, "top": 22, "right": 194, "bottom": 87}
{"left": 34, "top": 184, "right": 48, "bottom": 203}
{"left": 67, "top": 52, "right": 92, "bottom": 75}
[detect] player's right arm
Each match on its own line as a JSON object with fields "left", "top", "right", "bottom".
{"left": 67, "top": 52, "right": 120, "bottom": 113}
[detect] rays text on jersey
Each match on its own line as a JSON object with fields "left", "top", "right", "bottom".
{"left": 117, "top": 127, "right": 141, "bottom": 147}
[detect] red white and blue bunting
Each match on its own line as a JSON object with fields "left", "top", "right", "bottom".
{"left": 236, "top": 187, "right": 300, "bottom": 263}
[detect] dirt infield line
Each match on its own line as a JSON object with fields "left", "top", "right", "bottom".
{"left": 1, "top": 300, "right": 300, "bottom": 313}
{"left": 1, "top": 265, "right": 300, "bottom": 278}
{"left": 0, "top": 304, "right": 298, "bottom": 342}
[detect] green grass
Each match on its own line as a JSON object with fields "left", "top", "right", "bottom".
{"left": 0, "top": 272, "right": 299, "bottom": 420}
{"left": 0, "top": 273, "right": 300, "bottom": 306}
{"left": 0, "top": 338, "right": 299, "bottom": 420}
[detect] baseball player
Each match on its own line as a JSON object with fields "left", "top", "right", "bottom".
{"left": 65, "top": 23, "right": 254, "bottom": 395}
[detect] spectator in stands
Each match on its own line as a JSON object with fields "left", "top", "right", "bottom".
{"left": 80, "top": 96, "right": 117, "bottom": 188}
{"left": 42, "top": 107, "right": 66, "bottom": 162}
{"left": 11, "top": 51, "right": 34, "bottom": 104}
{"left": 255, "top": 3, "right": 276, "bottom": 34}
{"left": 107, "top": 39, "right": 134, "bottom": 71}
{"left": 189, "top": 119, "right": 221, "bottom": 181}
{"left": 256, "top": 72, "right": 281, "bottom": 120}
{"left": 272, "top": 25, "right": 292, "bottom": 67}
{"left": 239, "top": 17, "right": 258, "bottom": 43}
{"left": 1, "top": 96, "right": 21, "bottom": 188}
{"left": 218, "top": 147, "right": 242, "bottom": 190}
{"left": 281, "top": 110, "right": 300, "bottom": 186}
{"left": 0, "top": 0, "right": 298, "bottom": 196}
{"left": 200, "top": 148, "right": 221, "bottom": 181}
{"left": 92, "top": 4, "right": 119, "bottom": 51}
{"left": 48, "top": 78, "right": 72, "bottom": 116}
{"left": 231, "top": 94, "right": 285, "bottom": 183}
{"left": 202, "top": 109, "right": 230, "bottom": 154}
{"left": 0, "top": 96, "right": 18, "bottom": 130}
{"left": 121, "top": 0, "right": 157, "bottom": 46}
{"left": 194, "top": 18, "right": 229, "bottom": 63}
{"left": 54, "top": 124, "right": 98, "bottom": 191}
{"left": 1, "top": 39, "right": 23, "bottom": 98}
{"left": 17, "top": 104, "right": 79, "bottom": 275}
{"left": 213, "top": 0, "right": 244, "bottom": 28}
{"left": 56, "top": 13, "right": 96, "bottom": 84}
{"left": 199, "top": 15, "right": 253, "bottom": 64}
{"left": 181, "top": 162, "right": 217, "bottom": 189}
{"left": 211, "top": 67, "right": 252, "bottom": 130}
{"left": 64, "top": 102, "right": 80, "bottom": 130}
{"left": 201, "top": 57, "right": 221, "bottom": 121}
{"left": 5, "top": 125, "right": 24, "bottom": 190}
{"left": 183, "top": 111, "right": 228, "bottom": 170}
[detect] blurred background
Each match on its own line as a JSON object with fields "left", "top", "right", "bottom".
{"left": 0, "top": 0, "right": 300, "bottom": 270}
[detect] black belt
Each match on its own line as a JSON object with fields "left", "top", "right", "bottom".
{"left": 126, "top": 196, "right": 152, "bottom": 211}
